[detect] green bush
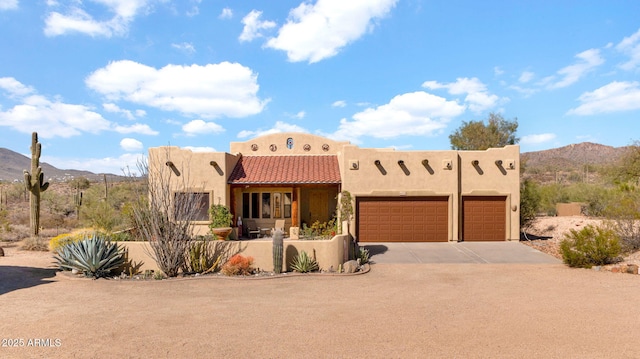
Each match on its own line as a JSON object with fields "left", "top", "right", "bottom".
{"left": 560, "top": 225, "right": 621, "bottom": 268}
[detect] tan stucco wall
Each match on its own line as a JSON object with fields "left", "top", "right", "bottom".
{"left": 120, "top": 236, "right": 346, "bottom": 273}
{"left": 230, "top": 132, "right": 349, "bottom": 156}
{"left": 458, "top": 145, "right": 520, "bottom": 240}
{"left": 148, "top": 132, "right": 520, "bottom": 242}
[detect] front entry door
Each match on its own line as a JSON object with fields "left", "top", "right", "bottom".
{"left": 309, "top": 190, "right": 329, "bottom": 224}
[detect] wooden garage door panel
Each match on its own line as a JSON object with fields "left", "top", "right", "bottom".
{"left": 462, "top": 196, "right": 506, "bottom": 241}
{"left": 358, "top": 197, "right": 448, "bottom": 242}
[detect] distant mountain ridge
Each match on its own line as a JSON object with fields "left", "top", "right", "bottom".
{"left": 0, "top": 147, "right": 116, "bottom": 182}
{"left": 521, "top": 142, "right": 629, "bottom": 169}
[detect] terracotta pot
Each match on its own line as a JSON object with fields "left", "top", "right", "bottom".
{"left": 211, "top": 227, "right": 233, "bottom": 241}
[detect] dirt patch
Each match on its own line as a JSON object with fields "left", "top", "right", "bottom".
{"left": 522, "top": 216, "right": 640, "bottom": 270}
{"left": 2, "top": 243, "right": 640, "bottom": 358}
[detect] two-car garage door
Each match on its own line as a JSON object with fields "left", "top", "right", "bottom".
{"left": 356, "top": 195, "right": 507, "bottom": 242}
{"left": 357, "top": 197, "right": 448, "bottom": 242}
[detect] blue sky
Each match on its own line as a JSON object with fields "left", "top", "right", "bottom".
{"left": 0, "top": 0, "right": 639, "bottom": 175}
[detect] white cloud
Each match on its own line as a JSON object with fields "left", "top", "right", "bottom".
{"left": 329, "top": 91, "right": 465, "bottom": 141}
{"left": 616, "top": 28, "right": 640, "bottom": 71}
{"left": 171, "top": 42, "right": 196, "bottom": 54}
{"left": 182, "top": 119, "right": 224, "bottom": 136}
{"left": 186, "top": 0, "right": 201, "bottom": 17}
{"left": 0, "top": 0, "right": 18, "bottom": 10}
{"left": 0, "top": 95, "right": 112, "bottom": 138}
{"left": 543, "top": 49, "right": 604, "bottom": 89}
{"left": 265, "top": 0, "right": 398, "bottom": 63}
{"left": 521, "top": 133, "right": 556, "bottom": 145}
{"left": 239, "top": 10, "right": 276, "bottom": 42}
{"left": 422, "top": 77, "right": 500, "bottom": 113}
{"left": 184, "top": 146, "right": 216, "bottom": 152}
{"left": 120, "top": 138, "right": 143, "bottom": 151}
{"left": 493, "top": 66, "right": 504, "bottom": 76}
{"left": 86, "top": 60, "right": 269, "bottom": 118}
{"left": 238, "top": 121, "right": 308, "bottom": 139}
{"left": 219, "top": 7, "right": 233, "bottom": 19}
{"left": 293, "top": 111, "right": 305, "bottom": 119}
{"left": 114, "top": 123, "right": 158, "bottom": 135}
{"left": 0, "top": 77, "right": 34, "bottom": 97}
{"left": 567, "top": 81, "right": 640, "bottom": 115}
{"left": 332, "top": 100, "right": 346, "bottom": 108}
{"left": 44, "top": 0, "right": 152, "bottom": 37}
{"left": 0, "top": 77, "right": 156, "bottom": 138}
{"left": 42, "top": 153, "right": 146, "bottom": 175}
{"left": 102, "top": 102, "right": 143, "bottom": 120}
{"left": 518, "top": 71, "right": 534, "bottom": 83}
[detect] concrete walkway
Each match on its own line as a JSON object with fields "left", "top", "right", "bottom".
{"left": 361, "top": 241, "right": 560, "bottom": 264}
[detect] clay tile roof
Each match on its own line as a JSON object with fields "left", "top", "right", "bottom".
{"left": 228, "top": 155, "right": 341, "bottom": 184}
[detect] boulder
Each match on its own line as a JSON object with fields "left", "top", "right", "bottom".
{"left": 342, "top": 260, "right": 358, "bottom": 274}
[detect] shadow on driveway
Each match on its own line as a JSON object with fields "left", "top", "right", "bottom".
{"left": 0, "top": 265, "right": 58, "bottom": 296}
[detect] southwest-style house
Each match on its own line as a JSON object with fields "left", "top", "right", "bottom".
{"left": 149, "top": 132, "right": 520, "bottom": 242}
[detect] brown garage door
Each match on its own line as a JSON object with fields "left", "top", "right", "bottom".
{"left": 357, "top": 197, "right": 448, "bottom": 242}
{"left": 462, "top": 196, "right": 506, "bottom": 241}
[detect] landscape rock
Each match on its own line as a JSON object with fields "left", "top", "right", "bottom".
{"left": 627, "top": 264, "right": 638, "bottom": 275}
{"left": 343, "top": 260, "right": 358, "bottom": 274}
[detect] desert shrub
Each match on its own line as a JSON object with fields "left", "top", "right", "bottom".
{"left": 357, "top": 247, "right": 370, "bottom": 265}
{"left": 520, "top": 178, "right": 540, "bottom": 230}
{"left": 53, "top": 233, "right": 125, "bottom": 278}
{"left": 300, "top": 218, "right": 337, "bottom": 240}
{"left": 560, "top": 225, "right": 621, "bottom": 268}
{"left": 221, "top": 254, "right": 254, "bottom": 276}
{"left": 603, "top": 190, "right": 640, "bottom": 251}
{"left": 290, "top": 250, "right": 319, "bottom": 273}
{"left": 183, "top": 240, "right": 221, "bottom": 274}
{"left": 21, "top": 237, "right": 49, "bottom": 251}
{"left": 49, "top": 228, "right": 105, "bottom": 252}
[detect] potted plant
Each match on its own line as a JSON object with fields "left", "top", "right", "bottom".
{"left": 209, "top": 204, "right": 234, "bottom": 240}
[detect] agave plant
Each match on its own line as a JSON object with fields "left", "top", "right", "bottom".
{"left": 54, "top": 233, "right": 125, "bottom": 278}
{"left": 290, "top": 250, "right": 319, "bottom": 273}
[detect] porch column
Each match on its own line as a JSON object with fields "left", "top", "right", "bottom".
{"left": 292, "top": 187, "right": 298, "bottom": 227}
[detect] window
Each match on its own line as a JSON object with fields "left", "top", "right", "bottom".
{"left": 262, "top": 193, "right": 271, "bottom": 218}
{"left": 242, "top": 193, "right": 250, "bottom": 219}
{"left": 174, "top": 192, "right": 209, "bottom": 221}
{"left": 243, "top": 191, "right": 292, "bottom": 219}
{"left": 251, "top": 193, "right": 260, "bottom": 219}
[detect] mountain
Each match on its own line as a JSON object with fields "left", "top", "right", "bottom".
{"left": 522, "top": 142, "right": 628, "bottom": 168}
{"left": 0, "top": 148, "right": 120, "bottom": 183}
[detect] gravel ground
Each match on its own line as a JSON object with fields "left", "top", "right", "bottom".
{"left": 2, "top": 243, "right": 640, "bottom": 358}
{"left": 522, "top": 216, "right": 640, "bottom": 269}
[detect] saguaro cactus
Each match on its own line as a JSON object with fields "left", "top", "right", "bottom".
{"left": 74, "top": 184, "right": 83, "bottom": 220}
{"left": 23, "top": 132, "right": 49, "bottom": 236}
{"left": 272, "top": 229, "right": 284, "bottom": 273}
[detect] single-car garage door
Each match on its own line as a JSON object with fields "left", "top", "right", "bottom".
{"left": 462, "top": 196, "right": 506, "bottom": 241}
{"left": 357, "top": 197, "right": 448, "bottom": 242}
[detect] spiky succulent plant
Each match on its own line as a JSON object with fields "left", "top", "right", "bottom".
{"left": 290, "top": 250, "right": 319, "bottom": 273}
{"left": 54, "top": 233, "right": 124, "bottom": 278}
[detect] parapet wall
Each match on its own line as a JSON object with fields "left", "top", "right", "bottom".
{"left": 120, "top": 235, "right": 347, "bottom": 274}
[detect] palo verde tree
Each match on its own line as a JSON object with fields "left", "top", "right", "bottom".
{"left": 449, "top": 113, "right": 519, "bottom": 150}
{"left": 23, "top": 132, "right": 49, "bottom": 236}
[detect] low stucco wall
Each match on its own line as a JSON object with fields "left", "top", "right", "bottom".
{"left": 119, "top": 234, "right": 347, "bottom": 274}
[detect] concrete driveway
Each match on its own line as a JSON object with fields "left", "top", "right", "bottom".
{"left": 361, "top": 241, "right": 560, "bottom": 264}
